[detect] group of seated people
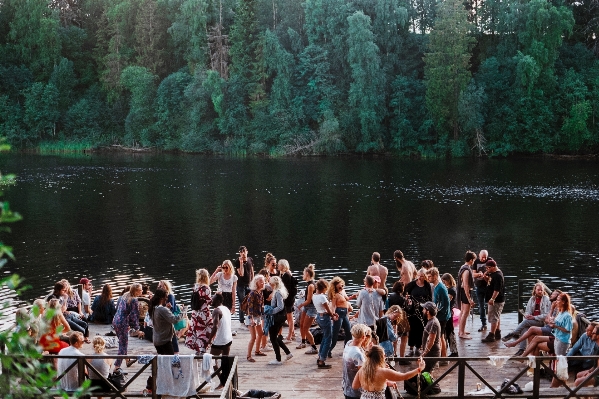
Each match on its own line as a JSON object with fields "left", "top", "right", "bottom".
{"left": 500, "top": 284, "right": 599, "bottom": 388}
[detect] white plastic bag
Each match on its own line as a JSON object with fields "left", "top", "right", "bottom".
{"left": 555, "top": 355, "right": 568, "bottom": 381}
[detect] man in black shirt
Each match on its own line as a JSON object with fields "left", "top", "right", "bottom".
{"left": 481, "top": 259, "right": 505, "bottom": 342}
{"left": 472, "top": 250, "right": 489, "bottom": 332}
{"left": 233, "top": 246, "right": 254, "bottom": 324}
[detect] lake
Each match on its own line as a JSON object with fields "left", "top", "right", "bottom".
{"left": 2, "top": 154, "right": 599, "bottom": 318}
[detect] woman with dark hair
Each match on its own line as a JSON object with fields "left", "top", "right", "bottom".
{"left": 352, "top": 345, "right": 425, "bottom": 399}
{"left": 312, "top": 278, "right": 338, "bottom": 369}
{"left": 404, "top": 268, "right": 432, "bottom": 357}
{"left": 278, "top": 259, "right": 297, "bottom": 343}
{"left": 91, "top": 284, "right": 117, "bottom": 324}
{"left": 149, "top": 288, "right": 186, "bottom": 354}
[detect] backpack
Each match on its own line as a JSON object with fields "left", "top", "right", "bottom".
{"left": 190, "top": 289, "right": 205, "bottom": 311}
{"left": 404, "top": 372, "right": 441, "bottom": 396}
{"left": 240, "top": 293, "right": 250, "bottom": 314}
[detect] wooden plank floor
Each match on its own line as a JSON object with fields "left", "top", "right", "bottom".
{"left": 83, "top": 312, "right": 584, "bottom": 398}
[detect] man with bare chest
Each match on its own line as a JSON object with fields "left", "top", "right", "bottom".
{"left": 366, "top": 252, "right": 388, "bottom": 288}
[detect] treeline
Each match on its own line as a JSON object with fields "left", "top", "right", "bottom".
{"left": 0, "top": 0, "right": 598, "bottom": 156}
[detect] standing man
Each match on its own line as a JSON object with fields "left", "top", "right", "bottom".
{"left": 429, "top": 267, "right": 450, "bottom": 360}
{"left": 355, "top": 276, "right": 384, "bottom": 330}
{"left": 456, "top": 251, "right": 476, "bottom": 339}
{"left": 233, "top": 246, "right": 254, "bottom": 324}
{"left": 482, "top": 259, "right": 505, "bottom": 342}
{"left": 57, "top": 332, "right": 86, "bottom": 392}
{"left": 472, "top": 250, "right": 489, "bottom": 332}
{"left": 80, "top": 277, "right": 93, "bottom": 321}
{"left": 367, "top": 252, "right": 388, "bottom": 288}
{"left": 394, "top": 250, "right": 417, "bottom": 287}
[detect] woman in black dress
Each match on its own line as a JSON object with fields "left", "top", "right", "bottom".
{"left": 404, "top": 268, "right": 432, "bottom": 356}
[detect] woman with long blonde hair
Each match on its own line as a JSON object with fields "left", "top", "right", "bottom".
{"left": 277, "top": 259, "right": 298, "bottom": 342}
{"left": 267, "top": 276, "right": 293, "bottom": 365}
{"left": 352, "top": 345, "right": 425, "bottom": 398}
{"left": 210, "top": 260, "right": 238, "bottom": 313}
{"left": 296, "top": 264, "right": 318, "bottom": 353}
{"left": 328, "top": 276, "right": 352, "bottom": 357}
{"left": 185, "top": 269, "right": 213, "bottom": 355}
{"left": 39, "top": 298, "right": 71, "bottom": 354}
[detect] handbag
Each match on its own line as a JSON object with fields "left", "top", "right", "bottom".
{"left": 107, "top": 369, "right": 127, "bottom": 391}
{"left": 173, "top": 309, "right": 188, "bottom": 331}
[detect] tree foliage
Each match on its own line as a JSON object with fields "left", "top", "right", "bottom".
{"left": 0, "top": 0, "right": 597, "bottom": 156}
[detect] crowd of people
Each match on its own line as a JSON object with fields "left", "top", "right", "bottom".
{"left": 11, "top": 246, "right": 599, "bottom": 397}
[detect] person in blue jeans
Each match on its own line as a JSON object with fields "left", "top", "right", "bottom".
{"left": 328, "top": 277, "right": 352, "bottom": 357}
{"left": 312, "top": 279, "right": 338, "bottom": 369}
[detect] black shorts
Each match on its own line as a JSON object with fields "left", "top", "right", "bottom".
{"left": 438, "top": 319, "right": 447, "bottom": 337}
{"left": 459, "top": 288, "right": 470, "bottom": 305}
{"left": 212, "top": 341, "right": 232, "bottom": 350}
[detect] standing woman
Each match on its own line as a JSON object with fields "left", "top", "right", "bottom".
{"left": 404, "top": 268, "right": 432, "bottom": 357}
{"left": 328, "top": 276, "right": 352, "bottom": 357}
{"left": 267, "top": 276, "right": 293, "bottom": 365}
{"left": 157, "top": 280, "right": 183, "bottom": 352}
{"left": 150, "top": 288, "right": 187, "bottom": 354}
{"left": 245, "top": 275, "right": 266, "bottom": 362}
{"left": 210, "top": 260, "right": 238, "bottom": 314}
{"left": 265, "top": 253, "right": 280, "bottom": 277}
{"left": 112, "top": 283, "right": 142, "bottom": 371}
{"left": 296, "top": 264, "right": 318, "bottom": 353}
{"left": 441, "top": 273, "right": 459, "bottom": 357}
{"left": 185, "top": 269, "right": 213, "bottom": 355}
{"left": 456, "top": 251, "right": 476, "bottom": 339}
{"left": 312, "top": 279, "right": 338, "bottom": 369}
{"left": 278, "top": 259, "right": 298, "bottom": 342}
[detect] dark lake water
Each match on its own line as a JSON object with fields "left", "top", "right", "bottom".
{"left": 2, "top": 154, "right": 599, "bottom": 318}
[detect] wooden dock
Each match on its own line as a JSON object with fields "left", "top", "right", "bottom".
{"left": 76, "top": 311, "right": 599, "bottom": 398}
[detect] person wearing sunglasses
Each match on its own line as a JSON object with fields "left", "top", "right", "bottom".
{"left": 210, "top": 260, "right": 238, "bottom": 314}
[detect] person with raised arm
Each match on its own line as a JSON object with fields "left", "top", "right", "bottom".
{"left": 233, "top": 246, "right": 254, "bottom": 324}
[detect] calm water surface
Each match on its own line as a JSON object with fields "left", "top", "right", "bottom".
{"left": 2, "top": 154, "right": 599, "bottom": 317}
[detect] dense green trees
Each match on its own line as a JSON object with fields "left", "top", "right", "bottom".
{"left": 0, "top": 0, "right": 597, "bottom": 156}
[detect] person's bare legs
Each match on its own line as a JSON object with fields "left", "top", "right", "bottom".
{"left": 459, "top": 303, "right": 471, "bottom": 338}
{"left": 286, "top": 312, "right": 295, "bottom": 340}
{"left": 522, "top": 336, "right": 550, "bottom": 357}
{"left": 247, "top": 324, "right": 257, "bottom": 361}
{"left": 505, "top": 326, "right": 544, "bottom": 347}
{"left": 399, "top": 335, "right": 408, "bottom": 357}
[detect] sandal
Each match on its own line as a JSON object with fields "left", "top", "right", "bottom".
{"left": 247, "top": 356, "right": 255, "bottom": 363}
{"left": 255, "top": 351, "right": 267, "bottom": 356}
{"left": 84, "top": 338, "right": 91, "bottom": 344}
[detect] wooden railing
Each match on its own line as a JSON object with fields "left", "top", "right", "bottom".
{"left": 32, "top": 354, "right": 238, "bottom": 399}
{"left": 391, "top": 355, "right": 599, "bottom": 398}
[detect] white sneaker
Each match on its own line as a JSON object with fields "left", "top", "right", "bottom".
{"left": 268, "top": 360, "right": 283, "bottom": 365}
{"left": 305, "top": 348, "right": 318, "bottom": 355}
{"left": 261, "top": 346, "right": 273, "bottom": 352}
{"left": 285, "top": 353, "right": 294, "bottom": 361}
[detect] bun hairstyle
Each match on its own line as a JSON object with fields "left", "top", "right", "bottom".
{"left": 264, "top": 253, "right": 276, "bottom": 268}
{"left": 93, "top": 336, "right": 106, "bottom": 353}
{"left": 304, "top": 264, "right": 315, "bottom": 279}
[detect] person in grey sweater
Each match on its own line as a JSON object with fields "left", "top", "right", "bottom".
{"left": 149, "top": 288, "right": 187, "bottom": 355}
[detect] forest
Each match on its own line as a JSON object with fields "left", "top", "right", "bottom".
{"left": 0, "top": 0, "right": 598, "bottom": 156}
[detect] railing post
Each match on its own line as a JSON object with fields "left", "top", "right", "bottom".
{"left": 152, "top": 356, "right": 158, "bottom": 399}
{"left": 458, "top": 358, "right": 465, "bottom": 398}
{"left": 78, "top": 357, "right": 90, "bottom": 399}
{"left": 533, "top": 357, "right": 541, "bottom": 399}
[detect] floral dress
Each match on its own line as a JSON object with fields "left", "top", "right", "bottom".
{"left": 185, "top": 284, "right": 212, "bottom": 353}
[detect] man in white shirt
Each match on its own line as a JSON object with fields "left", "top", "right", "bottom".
{"left": 57, "top": 332, "right": 86, "bottom": 392}
{"left": 355, "top": 276, "right": 384, "bottom": 329}
{"left": 79, "top": 278, "right": 92, "bottom": 320}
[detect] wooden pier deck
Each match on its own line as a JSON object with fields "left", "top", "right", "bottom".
{"left": 77, "top": 311, "right": 598, "bottom": 398}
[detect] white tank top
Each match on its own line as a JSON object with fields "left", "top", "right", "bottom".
{"left": 213, "top": 305, "right": 232, "bottom": 346}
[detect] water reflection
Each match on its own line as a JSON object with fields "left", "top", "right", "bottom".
{"left": 2, "top": 155, "right": 598, "bottom": 318}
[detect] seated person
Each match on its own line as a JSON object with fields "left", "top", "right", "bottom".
{"left": 502, "top": 283, "right": 551, "bottom": 356}
{"left": 567, "top": 322, "right": 599, "bottom": 371}
{"left": 574, "top": 324, "right": 599, "bottom": 388}
{"left": 57, "top": 332, "right": 86, "bottom": 392}
{"left": 91, "top": 284, "right": 117, "bottom": 324}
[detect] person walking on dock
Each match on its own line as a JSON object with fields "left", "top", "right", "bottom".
{"left": 234, "top": 246, "right": 254, "bottom": 324}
